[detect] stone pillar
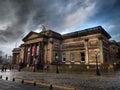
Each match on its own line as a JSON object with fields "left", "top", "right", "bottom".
{"left": 34, "top": 43, "right": 37, "bottom": 56}
{"left": 99, "top": 37, "right": 104, "bottom": 63}
{"left": 85, "top": 38, "right": 89, "bottom": 64}
{"left": 38, "top": 42, "right": 41, "bottom": 63}
{"left": 41, "top": 42, "right": 45, "bottom": 66}
{"left": 39, "top": 42, "right": 45, "bottom": 69}
{"left": 48, "top": 38, "right": 53, "bottom": 64}
{"left": 28, "top": 44, "right": 32, "bottom": 65}
{"left": 50, "top": 39, "right": 54, "bottom": 63}
{"left": 23, "top": 45, "right": 27, "bottom": 65}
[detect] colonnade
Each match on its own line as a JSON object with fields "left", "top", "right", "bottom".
{"left": 23, "top": 42, "right": 45, "bottom": 69}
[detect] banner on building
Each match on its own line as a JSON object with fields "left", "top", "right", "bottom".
{"left": 36, "top": 46, "right": 39, "bottom": 56}
{"left": 32, "top": 46, "right": 35, "bottom": 56}
{"left": 28, "top": 47, "right": 30, "bottom": 55}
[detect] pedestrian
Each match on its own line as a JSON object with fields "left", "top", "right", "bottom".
{"left": 4, "top": 65, "right": 7, "bottom": 72}
{"left": 1, "top": 65, "right": 4, "bottom": 72}
{"left": 44, "top": 65, "right": 49, "bottom": 72}
{"left": 18, "top": 65, "right": 21, "bottom": 72}
{"left": 32, "top": 65, "right": 35, "bottom": 72}
{"left": 18, "top": 59, "right": 22, "bottom": 72}
{"left": 46, "top": 65, "right": 49, "bottom": 72}
{"left": 9, "top": 65, "right": 11, "bottom": 70}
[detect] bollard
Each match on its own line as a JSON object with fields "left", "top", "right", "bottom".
{"left": 21, "top": 79, "right": 24, "bottom": 84}
{"left": 12, "top": 78, "right": 15, "bottom": 82}
{"left": 50, "top": 84, "right": 53, "bottom": 90}
{"left": 0, "top": 75, "right": 2, "bottom": 78}
{"left": 6, "top": 77, "right": 8, "bottom": 80}
{"left": 33, "top": 81, "right": 36, "bottom": 86}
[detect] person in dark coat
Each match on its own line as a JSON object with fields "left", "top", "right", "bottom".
{"left": 1, "top": 65, "right": 4, "bottom": 72}
{"left": 4, "top": 65, "right": 7, "bottom": 72}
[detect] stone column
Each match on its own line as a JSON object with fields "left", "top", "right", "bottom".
{"left": 29, "top": 44, "right": 32, "bottom": 65}
{"left": 85, "top": 38, "right": 89, "bottom": 64}
{"left": 39, "top": 41, "right": 44, "bottom": 69}
{"left": 23, "top": 45, "right": 27, "bottom": 65}
{"left": 38, "top": 42, "right": 40, "bottom": 63}
{"left": 34, "top": 44, "right": 37, "bottom": 58}
{"left": 50, "top": 39, "right": 54, "bottom": 63}
{"left": 41, "top": 42, "right": 45, "bottom": 66}
{"left": 99, "top": 37, "right": 104, "bottom": 63}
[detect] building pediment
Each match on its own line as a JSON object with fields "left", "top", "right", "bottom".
{"left": 22, "top": 31, "right": 40, "bottom": 42}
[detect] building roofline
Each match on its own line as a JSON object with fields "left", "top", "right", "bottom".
{"left": 62, "top": 26, "right": 111, "bottom": 39}
{"left": 22, "top": 31, "right": 39, "bottom": 41}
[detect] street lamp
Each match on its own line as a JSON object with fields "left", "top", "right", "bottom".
{"left": 95, "top": 51, "right": 100, "bottom": 76}
{"left": 56, "top": 55, "right": 59, "bottom": 74}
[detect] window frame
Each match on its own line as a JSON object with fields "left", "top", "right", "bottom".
{"left": 70, "top": 53, "right": 74, "bottom": 62}
{"left": 80, "top": 52, "right": 85, "bottom": 62}
{"left": 62, "top": 53, "right": 66, "bottom": 62}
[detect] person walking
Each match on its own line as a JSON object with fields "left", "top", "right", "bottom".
{"left": 32, "top": 64, "right": 35, "bottom": 72}
{"left": 4, "top": 65, "right": 7, "bottom": 72}
{"left": 1, "top": 65, "right": 4, "bottom": 72}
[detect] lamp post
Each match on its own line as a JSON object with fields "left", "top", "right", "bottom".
{"left": 95, "top": 51, "right": 100, "bottom": 76}
{"left": 56, "top": 55, "right": 59, "bottom": 74}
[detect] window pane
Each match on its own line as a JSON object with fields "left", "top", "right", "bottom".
{"left": 80, "top": 52, "right": 85, "bottom": 62}
{"left": 62, "top": 53, "right": 66, "bottom": 62}
{"left": 70, "top": 53, "right": 74, "bottom": 62}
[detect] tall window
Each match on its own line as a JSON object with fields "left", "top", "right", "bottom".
{"left": 80, "top": 52, "right": 85, "bottom": 62}
{"left": 55, "top": 53, "right": 58, "bottom": 61}
{"left": 62, "top": 53, "right": 66, "bottom": 62}
{"left": 55, "top": 53, "right": 58, "bottom": 57}
{"left": 70, "top": 53, "right": 74, "bottom": 62}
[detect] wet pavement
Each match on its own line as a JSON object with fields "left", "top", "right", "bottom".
{"left": 0, "top": 69, "right": 120, "bottom": 90}
{"left": 0, "top": 79, "right": 53, "bottom": 90}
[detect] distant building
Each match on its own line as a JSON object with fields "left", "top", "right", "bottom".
{"left": 12, "top": 48, "right": 20, "bottom": 65}
{"left": 109, "top": 40, "right": 119, "bottom": 60}
{"left": 13, "top": 26, "right": 116, "bottom": 69}
{"left": 117, "top": 42, "right": 120, "bottom": 58}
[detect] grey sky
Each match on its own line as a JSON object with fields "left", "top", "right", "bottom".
{"left": 0, "top": 0, "right": 120, "bottom": 55}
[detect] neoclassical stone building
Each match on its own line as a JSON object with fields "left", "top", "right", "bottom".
{"left": 109, "top": 40, "right": 120, "bottom": 60}
{"left": 13, "top": 26, "right": 111, "bottom": 69}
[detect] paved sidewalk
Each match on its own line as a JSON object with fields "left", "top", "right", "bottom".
{"left": 0, "top": 79, "right": 51, "bottom": 90}
{"left": 0, "top": 70, "right": 120, "bottom": 90}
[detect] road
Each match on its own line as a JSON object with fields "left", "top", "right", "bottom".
{"left": 0, "top": 69, "right": 120, "bottom": 90}
{"left": 0, "top": 79, "right": 52, "bottom": 90}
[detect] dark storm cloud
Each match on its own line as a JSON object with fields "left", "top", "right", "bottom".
{"left": 0, "top": 0, "right": 119, "bottom": 55}
{"left": 0, "top": 0, "right": 26, "bottom": 43}
{"left": 85, "top": 0, "right": 120, "bottom": 41}
{"left": 0, "top": 0, "right": 96, "bottom": 55}
{"left": 0, "top": 0, "right": 95, "bottom": 44}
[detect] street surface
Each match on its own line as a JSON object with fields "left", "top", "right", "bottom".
{"left": 0, "top": 79, "right": 51, "bottom": 90}
{"left": 0, "top": 69, "right": 120, "bottom": 90}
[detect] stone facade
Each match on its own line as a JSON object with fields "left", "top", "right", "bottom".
{"left": 109, "top": 40, "right": 120, "bottom": 60}
{"left": 13, "top": 26, "right": 113, "bottom": 69}
{"left": 12, "top": 48, "right": 20, "bottom": 65}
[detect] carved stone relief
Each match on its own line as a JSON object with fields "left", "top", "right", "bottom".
{"left": 89, "top": 40, "right": 99, "bottom": 46}
{"left": 62, "top": 42, "right": 84, "bottom": 49}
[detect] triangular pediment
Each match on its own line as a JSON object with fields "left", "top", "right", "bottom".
{"left": 22, "top": 31, "right": 39, "bottom": 41}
